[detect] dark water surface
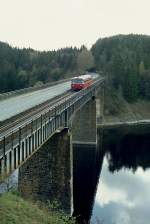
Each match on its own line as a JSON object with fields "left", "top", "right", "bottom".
{"left": 91, "top": 125, "right": 150, "bottom": 224}
{"left": 73, "top": 143, "right": 103, "bottom": 223}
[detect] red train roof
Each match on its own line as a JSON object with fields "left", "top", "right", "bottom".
{"left": 71, "top": 74, "right": 91, "bottom": 81}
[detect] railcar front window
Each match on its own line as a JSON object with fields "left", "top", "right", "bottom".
{"left": 71, "top": 79, "right": 84, "bottom": 84}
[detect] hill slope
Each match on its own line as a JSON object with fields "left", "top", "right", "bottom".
{"left": 0, "top": 192, "right": 75, "bottom": 224}
{"left": 92, "top": 34, "right": 150, "bottom": 102}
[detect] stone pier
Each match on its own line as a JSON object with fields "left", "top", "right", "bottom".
{"left": 18, "top": 128, "right": 73, "bottom": 214}
{"left": 71, "top": 99, "right": 98, "bottom": 221}
{"left": 72, "top": 98, "right": 97, "bottom": 145}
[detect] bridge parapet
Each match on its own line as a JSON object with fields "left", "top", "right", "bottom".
{"left": 0, "top": 78, "right": 104, "bottom": 180}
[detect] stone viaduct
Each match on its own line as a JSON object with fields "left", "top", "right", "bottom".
{"left": 0, "top": 78, "right": 104, "bottom": 215}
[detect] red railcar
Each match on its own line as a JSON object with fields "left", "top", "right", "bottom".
{"left": 71, "top": 75, "right": 93, "bottom": 91}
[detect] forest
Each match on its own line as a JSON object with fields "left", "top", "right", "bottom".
{"left": 92, "top": 34, "right": 150, "bottom": 102}
{"left": 0, "top": 34, "right": 150, "bottom": 102}
{"left": 0, "top": 43, "right": 94, "bottom": 92}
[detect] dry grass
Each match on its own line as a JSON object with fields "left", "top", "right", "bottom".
{"left": 103, "top": 88, "right": 150, "bottom": 124}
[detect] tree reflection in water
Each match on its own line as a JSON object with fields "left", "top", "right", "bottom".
{"left": 91, "top": 125, "right": 150, "bottom": 224}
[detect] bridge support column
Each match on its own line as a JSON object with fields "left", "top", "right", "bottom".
{"left": 72, "top": 98, "right": 97, "bottom": 145}
{"left": 71, "top": 99, "right": 98, "bottom": 221}
{"left": 96, "top": 87, "right": 104, "bottom": 124}
{"left": 18, "top": 128, "right": 73, "bottom": 214}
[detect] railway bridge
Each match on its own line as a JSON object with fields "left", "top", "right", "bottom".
{"left": 0, "top": 75, "right": 105, "bottom": 214}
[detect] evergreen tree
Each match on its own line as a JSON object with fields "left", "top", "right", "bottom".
{"left": 92, "top": 34, "right": 150, "bottom": 101}
{"left": 139, "top": 61, "right": 145, "bottom": 75}
{"left": 123, "top": 69, "right": 139, "bottom": 102}
{"left": 77, "top": 48, "right": 94, "bottom": 72}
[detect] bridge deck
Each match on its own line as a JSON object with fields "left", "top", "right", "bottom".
{"left": 0, "top": 81, "right": 70, "bottom": 122}
{"left": 0, "top": 77, "right": 104, "bottom": 179}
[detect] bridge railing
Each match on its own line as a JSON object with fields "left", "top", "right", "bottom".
{"left": 0, "top": 78, "right": 104, "bottom": 180}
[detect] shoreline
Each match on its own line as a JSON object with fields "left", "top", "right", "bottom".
{"left": 99, "top": 98, "right": 150, "bottom": 129}
{"left": 98, "top": 119, "right": 150, "bottom": 128}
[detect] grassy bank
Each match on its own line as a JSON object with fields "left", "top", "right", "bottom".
{"left": 103, "top": 87, "right": 150, "bottom": 124}
{"left": 0, "top": 192, "right": 75, "bottom": 224}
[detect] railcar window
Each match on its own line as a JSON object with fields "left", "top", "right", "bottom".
{"left": 71, "top": 79, "right": 84, "bottom": 84}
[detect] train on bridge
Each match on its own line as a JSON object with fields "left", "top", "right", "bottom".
{"left": 71, "top": 73, "right": 99, "bottom": 91}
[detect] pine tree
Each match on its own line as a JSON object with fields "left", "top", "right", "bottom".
{"left": 77, "top": 48, "right": 94, "bottom": 72}
{"left": 139, "top": 61, "right": 145, "bottom": 75}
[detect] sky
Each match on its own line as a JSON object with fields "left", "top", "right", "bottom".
{"left": 0, "top": 0, "right": 150, "bottom": 51}
{"left": 91, "top": 158, "right": 150, "bottom": 224}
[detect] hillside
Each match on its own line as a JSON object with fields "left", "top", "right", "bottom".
{"left": 0, "top": 34, "right": 150, "bottom": 102}
{"left": 0, "top": 192, "right": 75, "bottom": 224}
{"left": 0, "top": 42, "right": 94, "bottom": 93}
{"left": 1, "top": 34, "right": 150, "bottom": 103}
{"left": 92, "top": 34, "right": 150, "bottom": 102}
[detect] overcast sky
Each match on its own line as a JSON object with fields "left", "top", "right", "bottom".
{"left": 0, "top": 0, "right": 150, "bottom": 50}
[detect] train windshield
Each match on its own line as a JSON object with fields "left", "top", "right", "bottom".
{"left": 71, "top": 78, "right": 84, "bottom": 84}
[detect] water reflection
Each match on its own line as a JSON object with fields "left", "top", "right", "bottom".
{"left": 73, "top": 143, "right": 104, "bottom": 223}
{"left": 91, "top": 128, "right": 150, "bottom": 224}
{"left": 0, "top": 170, "right": 18, "bottom": 194}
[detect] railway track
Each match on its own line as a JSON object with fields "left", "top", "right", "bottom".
{"left": 0, "top": 90, "right": 74, "bottom": 139}
{"left": 0, "top": 77, "right": 104, "bottom": 140}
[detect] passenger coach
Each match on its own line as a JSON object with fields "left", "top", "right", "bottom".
{"left": 71, "top": 75, "right": 93, "bottom": 91}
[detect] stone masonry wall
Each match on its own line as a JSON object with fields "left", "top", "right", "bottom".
{"left": 18, "top": 128, "right": 72, "bottom": 214}
{"left": 72, "top": 99, "right": 97, "bottom": 144}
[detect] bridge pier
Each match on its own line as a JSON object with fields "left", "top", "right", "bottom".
{"left": 72, "top": 98, "right": 97, "bottom": 145}
{"left": 96, "top": 87, "right": 104, "bottom": 123}
{"left": 18, "top": 128, "right": 73, "bottom": 214}
{"left": 71, "top": 99, "right": 98, "bottom": 221}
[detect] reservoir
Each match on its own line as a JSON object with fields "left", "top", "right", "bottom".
{"left": 91, "top": 125, "right": 150, "bottom": 224}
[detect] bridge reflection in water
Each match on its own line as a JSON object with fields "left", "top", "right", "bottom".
{"left": 73, "top": 138, "right": 104, "bottom": 223}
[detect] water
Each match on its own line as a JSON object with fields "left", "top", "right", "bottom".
{"left": 0, "top": 170, "right": 18, "bottom": 194}
{"left": 73, "top": 143, "right": 103, "bottom": 223}
{"left": 91, "top": 125, "right": 150, "bottom": 224}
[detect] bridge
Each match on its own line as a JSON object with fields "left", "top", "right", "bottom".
{"left": 0, "top": 74, "right": 105, "bottom": 216}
